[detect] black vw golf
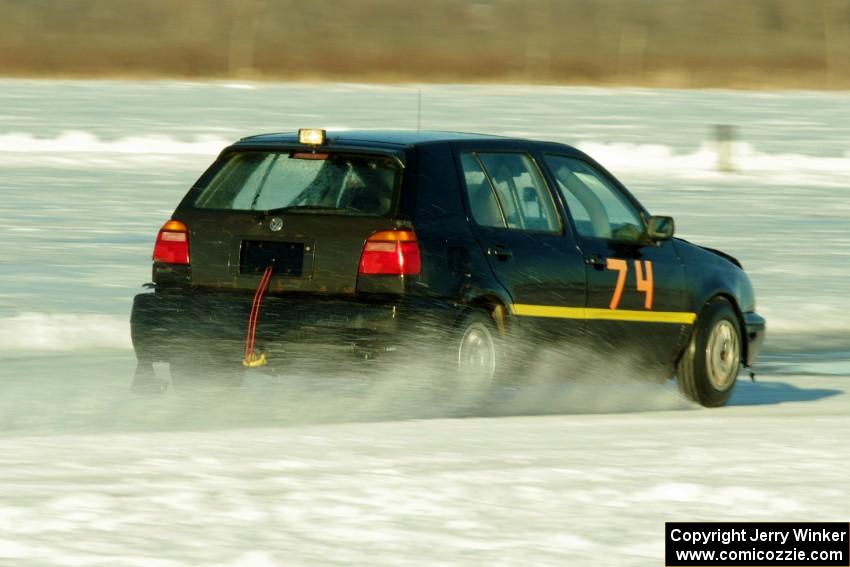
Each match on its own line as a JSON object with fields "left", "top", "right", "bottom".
{"left": 131, "top": 129, "right": 765, "bottom": 407}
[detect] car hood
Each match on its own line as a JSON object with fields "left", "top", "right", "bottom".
{"left": 675, "top": 238, "right": 743, "bottom": 269}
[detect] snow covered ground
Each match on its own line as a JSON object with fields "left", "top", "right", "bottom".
{"left": 0, "top": 81, "right": 848, "bottom": 565}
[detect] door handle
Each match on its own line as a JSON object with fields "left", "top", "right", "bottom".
{"left": 585, "top": 254, "right": 607, "bottom": 268}
{"left": 487, "top": 246, "right": 513, "bottom": 261}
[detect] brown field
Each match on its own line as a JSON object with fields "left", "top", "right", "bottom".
{"left": 1, "top": 0, "right": 849, "bottom": 89}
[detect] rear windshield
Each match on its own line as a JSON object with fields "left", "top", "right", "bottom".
{"left": 191, "top": 151, "right": 400, "bottom": 216}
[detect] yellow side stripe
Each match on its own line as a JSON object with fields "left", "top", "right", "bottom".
{"left": 510, "top": 304, "right": 696, "bottom": 324}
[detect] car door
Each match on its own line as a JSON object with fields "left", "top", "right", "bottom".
{"left": 456, "top": 148, "right": 586, "bottom": 341}
{"left": 542, "top": 154, "right": 690, "bottom": 377}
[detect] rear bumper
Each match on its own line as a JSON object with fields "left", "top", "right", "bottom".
{"left": 130, "top": 288, "right": 458, "bottom": 364}
{"left": 744, "top": 311, "right": 766, "bottom": 367}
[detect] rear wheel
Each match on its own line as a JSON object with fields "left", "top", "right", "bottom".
{"left": 452, "top": 311, "right": 503, "bottom": 397}
{"left": 676, "top": 298, "right": 741, "bottom": 407}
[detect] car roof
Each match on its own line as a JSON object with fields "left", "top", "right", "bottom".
{"left": 232, "top": 130, "right": 589, "bottom": 162}
{"left": 239, "top": 129, "right": 531, "bottom": 148}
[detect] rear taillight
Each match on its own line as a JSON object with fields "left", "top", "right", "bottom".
{"left": 152, "top": 219, "right": 189, "bottom": 265}
{"left": 358, "top": 230, "right": 421, "bottom": 276}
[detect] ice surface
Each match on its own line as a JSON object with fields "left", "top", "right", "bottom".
{"left": 0, "top": 352, "right": 847, "bottom": 566}
{"left": 0, "top": 80, "right": 849, "bottom": 566}
{"left": 0, "top": 312, "right": 130, "bottom": 351}
{"left": 0, "top": 130, "right": 228, "bottom": 156}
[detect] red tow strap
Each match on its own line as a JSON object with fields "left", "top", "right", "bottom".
{"left": 243, "top": 265, "right": 273, "bottom": 367}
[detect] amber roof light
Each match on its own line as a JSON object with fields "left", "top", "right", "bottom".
{"left": 298, "top": 128, "right": 326, "bottom": 145}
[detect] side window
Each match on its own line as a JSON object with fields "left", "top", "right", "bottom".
{"left": 460, "top": 152, "right": 505, "bottom": 228}
{"left": 544, "top": 155, "right": 644, "bottom": 242}
{"left": 460, "top": 151, "right": 561, "bottom": 232}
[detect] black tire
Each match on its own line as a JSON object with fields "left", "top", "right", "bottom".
{"left": 676, "top": 298, "right": 742, "bottom": 407}
{"left": 450, "top": 311, "right": 505, "bottom": 397}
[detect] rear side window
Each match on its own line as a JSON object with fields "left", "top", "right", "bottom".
{"left": 192, "top": 151, "right": 400, "bottom": 216}
{"left": 460, "top": 153, "right": 505, "bottom": 228}
{"left": 460, "top": 152, "right": 561, "bottom": 233}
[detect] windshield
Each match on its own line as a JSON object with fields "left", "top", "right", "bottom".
{"left": 192, "top": 151, "right": 400, "bottom": 216}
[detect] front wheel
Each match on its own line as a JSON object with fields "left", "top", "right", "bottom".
{"left": 676, "top": 298, "right": 742, "bottom": 407}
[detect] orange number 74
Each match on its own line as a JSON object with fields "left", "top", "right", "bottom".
{"left": 605, "top": 259, "right": 653, "bottom": 310}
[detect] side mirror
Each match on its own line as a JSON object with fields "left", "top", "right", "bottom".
{"left": 646, "top": 215, "right": 675, "bottom": 241}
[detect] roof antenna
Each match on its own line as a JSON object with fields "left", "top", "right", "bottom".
{"left": 417, "top": 89, "right": 422, "bottom": 132}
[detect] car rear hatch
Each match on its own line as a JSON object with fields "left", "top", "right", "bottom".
{"left": 171, "top": 147, "right": 409, "bottom": 296}
{"left": 183, "top": 210, "right": 401, "bottom": 295}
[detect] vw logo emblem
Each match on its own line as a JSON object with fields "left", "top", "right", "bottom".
{"left": 268, "top": 217, "right": 283, "bottom": 232}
